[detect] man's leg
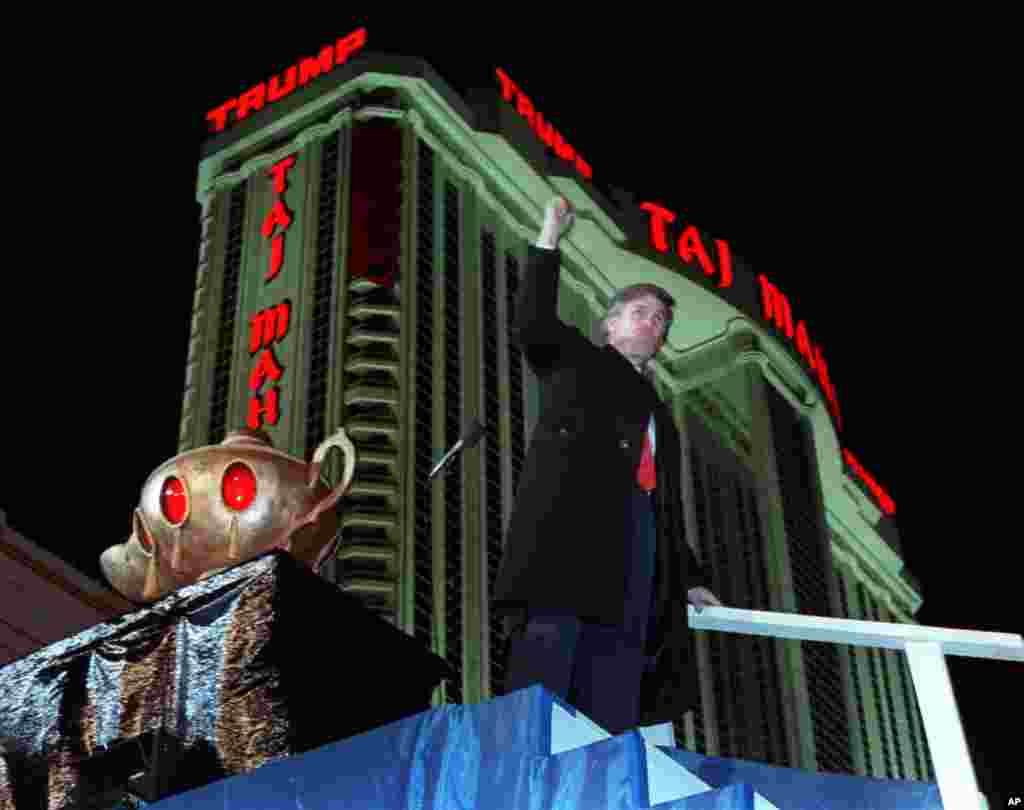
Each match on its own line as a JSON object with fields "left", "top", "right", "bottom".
{"left": 569, "top": 486, "right": 657, "bottom": 734}
{"left": 503, "top": 614, "right": 581, "bottom": 702}
{"left": 568, "top": 625, "right": 648, "bottom": 734}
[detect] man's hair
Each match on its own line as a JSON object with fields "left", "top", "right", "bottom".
{"left": 597, "top": 284, "right": 676, "bottom": 347}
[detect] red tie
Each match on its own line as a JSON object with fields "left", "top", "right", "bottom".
{"left": 637, "top": 430, "right": 656, "bottom": 492}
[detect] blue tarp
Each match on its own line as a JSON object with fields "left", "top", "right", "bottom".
{"left": 151, "top": 684, "right": 661, "bottom": 809}
{"left": 665, "top": 785, "right": 754, "bottom": 809}
{"left": 148, "top": 685, "right": 940, "bottom": 809}
{"left": 661, "top": 748, "right": 943, "bottom": 810}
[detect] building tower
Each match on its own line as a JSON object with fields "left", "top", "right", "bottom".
{"left": 181, "top": 38, "right": 932, "bottom": 781}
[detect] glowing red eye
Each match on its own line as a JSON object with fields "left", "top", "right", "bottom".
{"left": 222, "top": 463, "right": 257, "bottom": 511}
{"left": 160, "top": 477, "right": 188, "bottom": 524}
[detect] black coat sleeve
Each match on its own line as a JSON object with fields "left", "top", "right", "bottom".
{"left": 511, "top": 245, "right": 577, "bottom": 376}
{"left": 685, "top": 541, "right": 711, "bottom": 591}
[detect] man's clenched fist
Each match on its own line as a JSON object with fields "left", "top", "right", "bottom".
{"left": 547, "top": 196, "right": 576, "bottom": 234}
{"left": 535, "top": 196, "right": 576, "bottom": 250}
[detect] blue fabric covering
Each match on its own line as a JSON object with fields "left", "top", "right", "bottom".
{"left": 146, "top": 684, "right": 947, "bottom": 809}
{"left": 657, "top": 783, "right": 754, "bottom": 809}
{"left": 150, "top": 685, "right": 650, "bottom": 809}
{"left": 660, "top": 747, "right": 944, "bottom": 810}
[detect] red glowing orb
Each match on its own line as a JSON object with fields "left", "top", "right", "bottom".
{"left": 160, "top": 477, "right": 188, "bottom": 524}
{"left": 223, "top": 463, "right": 257, "bottom": 511}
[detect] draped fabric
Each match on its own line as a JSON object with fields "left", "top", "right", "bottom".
{"left": 147, "top": 685, "right": 942, "bottom": 810}
{"left": 148, "top": 685, "right": 710, "bottom": 810}
{"left": 0, "top": 552, "right": 448, "bottom": 809}
{"left": 662, "top": 748, "right": 944, "bottom": 810}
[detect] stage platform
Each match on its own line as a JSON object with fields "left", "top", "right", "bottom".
{"left": 0, "top": 550, "right": 962, "bottom": 809}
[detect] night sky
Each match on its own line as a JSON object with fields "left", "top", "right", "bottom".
{"left": 7, "top": 14, "right": 1017, "bottom": 801}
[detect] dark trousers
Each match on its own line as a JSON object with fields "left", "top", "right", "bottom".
{"left": 503, "top": 484, "right": 660, "bottom": 735}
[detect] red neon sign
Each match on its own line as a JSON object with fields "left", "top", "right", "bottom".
{"left": 842, "top": 449, "right": 895, "bottom": 515}
{"left": 639, "top": 202, "right": 733, "bottom": 289}
{"left": 260, "top": 156, "right": 297, "bottom": 281}
{"left": 247, "top": 156, "right": 298, "bottom": 430}
{"left": 756, "top": 274, "right": 842, "bottom": 430}
{"left": 248, "top": 301, "right": 291, "bottom": 394}
{"left": 495, "top": 68, "right": 593, "bottom": 181}
{"left": 207, "top": 28, "right": 368, "bottom": 133}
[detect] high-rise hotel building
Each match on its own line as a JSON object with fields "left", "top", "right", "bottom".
{"left": 180, "top": 32, "right": 933, "bottom": 782}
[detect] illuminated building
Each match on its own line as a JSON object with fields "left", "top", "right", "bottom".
{"left": 178, "top": 30, "right": 933, "bottom": 780}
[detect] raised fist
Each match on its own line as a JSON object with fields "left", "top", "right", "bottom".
{"left": 536, "top": 196, "right": 575, "bottom": 249}
{"left": 545, "top": 196, "right": 576, "bottom": 236}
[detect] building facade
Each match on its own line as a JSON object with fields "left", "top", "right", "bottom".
{"left": 179, "top": 47, "right": 933, "bottom": 781}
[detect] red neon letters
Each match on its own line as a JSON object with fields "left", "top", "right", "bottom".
{"left": 756, "top": 274, "right": 842, "bottom": 430}
{"left": 639, "top": 202, "right": 733, "bottom": 289}
{"left": 640, "top": 199, "right": 841, "bottom": 429}
{"left": 207, "top": 28, "right": 367, "bottom": 133}
{"left": 260, "top": 156, "right": 296, "bottom": 281}
{"left": 842, "top": 450, "right": 896, "bottom": 515}
{"left": 248, "top": 156, "right": 298, "bottom": 430}
{"left": 495, "top": 68, "right": 593, "bottom": 181}
{"left": 248, "top": 301, "right": 291, "bottom": 354}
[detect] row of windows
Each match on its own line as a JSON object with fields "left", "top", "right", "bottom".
{"left": 413, "top": 137, "right": 436, "bottom": 651}
{"left": 687, "top": 407, "right": 789, "bottom": 767}
{"left": 853, "top": 581, "right": 934, "bottom": 781}
{"left": 208, "top": 183, "right": 247, "bottom": 445}
{"left": 481, "top": 230, "right": 507, "bottom": 697}
{"left": 687, "top": 389, "right": 933, "bottom": 782}
{"left": 442, "top": 179, "right": 463, "bottom": 705}
{"left": 332, "top": 122, "right": 405, "bottom": 624}
{"left": 304, "top": 130, "right": 341, "bottom": 460}
{"left": 764, "top": 384, "right": 854, "bottom": 774}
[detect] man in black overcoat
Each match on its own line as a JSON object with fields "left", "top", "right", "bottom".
{"left": 493, "top": 196, "right": 723, "bottom": 735}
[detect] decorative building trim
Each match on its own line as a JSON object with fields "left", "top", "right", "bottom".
{"left": 683, "top": 387, "right": 753, "bottom": 465}
{"left": 199, "top": 107, "right": 355, "bottom": 201}
{"left": 840, "top": 480, "right": 885, "bottom": 525}
{"left": 830, "top": 528, "right": 920, "bottom": 616}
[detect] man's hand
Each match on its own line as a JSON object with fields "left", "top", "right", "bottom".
{"left": 687, "top": 586, "right": 723, "bottom": 614}
{"left": 535, "top": 196, "right": 575, "bottom": 250}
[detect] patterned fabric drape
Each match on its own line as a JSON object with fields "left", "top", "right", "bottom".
{"left": 0, "top": 552, "right": 449, "bottom": 808}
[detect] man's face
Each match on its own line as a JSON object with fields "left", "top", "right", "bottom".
{"left": 604, "top": 294, "right": 669, "bottom": 366}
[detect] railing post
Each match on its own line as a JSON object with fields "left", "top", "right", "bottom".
{"left": 904, "top": 640, "right": 982, "bottom": 810}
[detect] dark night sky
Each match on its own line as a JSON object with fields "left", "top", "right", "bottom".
{"left": 6, "top": 14, "right": 1018, "bottom": 800}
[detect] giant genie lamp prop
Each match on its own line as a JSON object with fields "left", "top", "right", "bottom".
{"left": 101, "top": 428, "right": 356, "bottom": 602}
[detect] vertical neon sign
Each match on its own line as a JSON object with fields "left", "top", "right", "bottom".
{"left": 247, "top": 156, "right": 297, "bottom": 429}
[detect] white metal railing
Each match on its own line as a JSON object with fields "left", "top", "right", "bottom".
{"left": 687, "top": 606, "right": 1024, "bottom": 810}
